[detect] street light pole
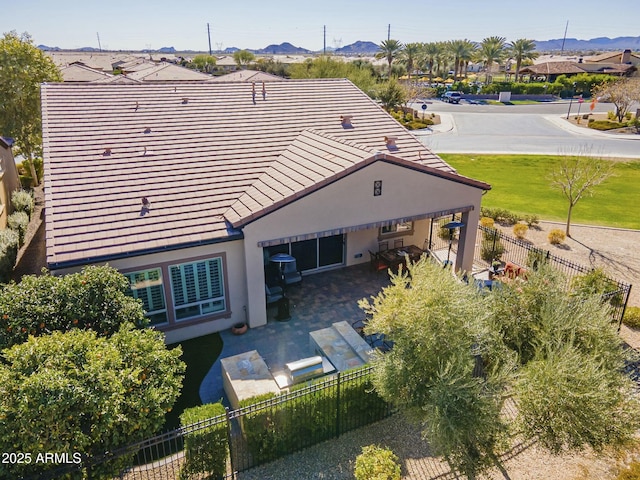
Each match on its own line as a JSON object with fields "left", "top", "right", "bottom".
{"left": 566, "top": 82, "right": 577, "bottom": 119}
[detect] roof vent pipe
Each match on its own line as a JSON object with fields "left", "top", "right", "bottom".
{"left": 384, "top": 136, "right": 397, "bottom": 147}
{"left": 341, "top": 115, "right": 353, "bottom": 127}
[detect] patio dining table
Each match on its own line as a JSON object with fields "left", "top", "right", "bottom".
{"left": 379, "top": 244, "right": 423, "bottom": 268}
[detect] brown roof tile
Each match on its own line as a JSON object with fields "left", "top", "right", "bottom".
{"left": 42, "top": 79, "right": 480, "bottom": 267}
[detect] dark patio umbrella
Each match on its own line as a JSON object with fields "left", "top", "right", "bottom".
{"left": 443, "top": 221, "right": 465, "bottom": 266}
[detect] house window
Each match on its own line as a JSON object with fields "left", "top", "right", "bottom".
{"left": 379, "top": 221, "right": 414, "bottom": 239}
{"left": 125, "top": 268, "right": 168, "bottom": 325}
{"left": 169, "top": 257, "right": 225, "bottom": 321}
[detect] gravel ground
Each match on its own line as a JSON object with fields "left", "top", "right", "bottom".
{"left": 235, "top": 413, "right": 640, "bottom": 480}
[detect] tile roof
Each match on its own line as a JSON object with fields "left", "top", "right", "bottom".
{"left": 124, "top": 63, "right": 213, "bottom": 82}
{"left": 209, "top": 70, "right": 285, "bottom": 82}
{"left": 519, "top": 61, "right": 587, "bottom": 75}
{"left": 59, "top": 64, "right": 115, "bottom": 83}
{"left": 41, "top": 79, "right": 482, "bottom": 268}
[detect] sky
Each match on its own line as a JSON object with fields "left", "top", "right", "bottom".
{"left": 3, "top": 0, "right": 640, "bottom": 52}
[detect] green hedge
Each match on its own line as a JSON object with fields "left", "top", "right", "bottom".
{"left": 239, "top": 369, "right": 389, "bottom": 466}
{"left": 180, "top": 403, "right": 228, "bottom": 480}
{"left": 0, "top": 230, "right": 19, "bottom": 284}
{"left": 589, "top": 120, "right": 627, "bottom": 131}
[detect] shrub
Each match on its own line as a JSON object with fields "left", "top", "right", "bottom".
{"left": 0, "top": 230, "right": 19, "bottom": 283}
{"left": 615, "top": 461, "right": 640, "bottom": 480}
{"left": 480, "top": 235, "right": 504, "bottom": 263}
{"left": 589, "top": 120, "right": 626, "bottom": 131}
{"left": 548, "top": 229, "right": 566, "bottom": 245}
{"left": 523, "top": 214, "right": 540, "bottom": 228}
{"left": 7, "top": 211, "right": 29, "bottom": 246}
{"left": 572, "top": 267, "right": 624, "bottom": 307}
{"left": 527, "top": 248, "right": 548, "bottom": 271}
{"left": 513, "top": 223, "right": 528, "bottom": 239}
{"left": 480, "top": 217, "right": 495, "bottom": 228}
{"left": 180, "top": 403, "right": 228, "bottom": 480}
{"left": 11, "top": 190, "right": 34, "bottom": 218}
{"left": 354, "top": 445, "right": 401, "bottom": 480}
{"left": 622, "top": 307, "right": 640, "bottom": 330}
{"left": 607, "top": 111, "right": 617, "bottom": 121}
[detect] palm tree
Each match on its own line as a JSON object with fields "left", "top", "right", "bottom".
{"left": 509, "top": 38, "right": 539, "bottom": 82}
{"left": 477, "top": 36, "right": 506, "bottom": 83}
{"left": 422, "top": 42, "right": 442, "bottom": 83}
{"left": 400, "top": 42, "right": 422, "bottom": 81}
{"left": 447, "top": 40, "right": 467, "bottom": 80}
{"left": 458, "top": 39, "right": 478, "bottom": 79}
{"left": 376, "top": 39, "right": 404, "bottom": 77}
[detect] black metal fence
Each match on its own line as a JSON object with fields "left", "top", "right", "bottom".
{"left": 27, "top": 366, "right": 392, "bottom": 480}
{"left": 428, "top": 217, "right": 631, "bottom": 326}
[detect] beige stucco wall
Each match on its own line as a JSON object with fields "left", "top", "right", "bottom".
{"left": 242, "top": 160, "right": 484, "bottom": 329}
{"left": 53, "top": 239, "right": 247, "bottom": 344}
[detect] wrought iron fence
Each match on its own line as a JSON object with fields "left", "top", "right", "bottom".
{"left": 26, "top": 366, "right": 392, "bottom": 480}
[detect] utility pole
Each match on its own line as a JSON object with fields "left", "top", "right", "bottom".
{"left": 96, "top": 32, "right": 102, "bottom": 52}
{"left": 323, "top": 25, "right": 326, "bottom": 55}
{"left": 560, "top": 20, "right": 568, "bottom": 53}
{"left": 207, "top": 23, "right": 212, "bottom": 56}
{"left": 387, "top": 24, "right": 391, "bottom": 41}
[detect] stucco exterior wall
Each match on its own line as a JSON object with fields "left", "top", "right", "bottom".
{"left": 52, "top": 239, "right": 247, "bottom": 344}
{"left": 242, "top": 160, "right": 484, "bottom": 329}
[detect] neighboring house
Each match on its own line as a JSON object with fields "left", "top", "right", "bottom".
{"left": 0, "top": 137, "right": 21, "bottom": 229}
{"left": 519, "top": 58, "right": 637, "bottom": 82}
{"left": 41, "top": 80, "right": 490, "bottom": 343}
{"left": 585, "top": 49, "right": 640, "bottom": 66}
{"left": 59, "top": 63, "right": 115, "bottom": 83}
{"left": 124, "top": 62, "right": 212, "bottom": 82}
{"left": 210, "top": 69, "right": 285, "bottom": 82}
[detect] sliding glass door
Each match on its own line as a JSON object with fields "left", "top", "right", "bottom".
{"left": 264, "top": 234, "right": 345, "bottom": 273}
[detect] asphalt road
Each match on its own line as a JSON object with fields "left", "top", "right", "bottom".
{"left": 412, "top": 100, "right": 640, "bottom": 158}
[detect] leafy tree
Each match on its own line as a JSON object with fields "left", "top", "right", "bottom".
{"left": 233, "top": 49, "right": 256, "bottom": 67}
{"left": 191, "top": 54, "right": 216, "bottom": 73}
{"left": 549, "top": 146, "right": 614, "bottom": 237}
{"left": 593, "top": 78, "right": 640, "bottom": 123}
{"left": 0, "top": 324, "right": 185, "bottom": 479}
{"left": 0, "top": 265, "right": 148, "bottom": 350}
{"left": 289, "top": 56, "right": 377, "bottom": 98}
{"left": 0, "top": 31, "right": 62, "bottom": 185}
{"left": 376, "top": 39, "right": 404, "bottom": 77}
{"left": 360, "top": 261, "right": 512, "bottom": 479}
{"left": 477, "top": 36, "right": 506, "bottom": 83}
{"left": 377, "top": 78, "right": 406, "bottom": 111}
{"left": 508, "top": 39, "right": 538, "bottom": 82}
{"left": 360, "top": 260, "right": 638, "bottom": 479}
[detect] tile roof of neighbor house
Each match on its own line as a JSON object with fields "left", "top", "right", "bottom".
{"left": 59, "top": 64, "right": 115, "bottom": 83}
{"left": 209, "top": 69, "right": 285, "bottom": 82}
{"left": 519, "top": 61, "right": 587, "bottom": 75}
{"left": 41, "top": 79, "right": 489, "bottom": 268}
{"left": 586, "top": 50, "right": 640, "bottom": 64}
{"left": 123, "top": 63, "right": 213, "bottom": 82}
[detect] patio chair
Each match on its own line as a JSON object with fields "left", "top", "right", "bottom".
{"left": 378, "top": 241, "right": 389, "bottom": 252}
{"left": 394, "top": 238, "right": 404, "bottom": 249}
{"left": 282, "top": 259, "right": 302, "bottom": 286}
{"left": 369, "top": 250, "right": 388, "bottom": 273}
{"left": 265, "top": 284, "right": 284, "bottom": 304}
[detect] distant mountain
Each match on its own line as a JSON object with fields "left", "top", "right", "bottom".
{"left": 157, "top": 46, "right": 176, "bottom": 53}
{"left": 253, "top": 42, "right": 311, "bottom": 55}
{"left": 334, "top": 41, "right": 379, "bottom": 55}
{"left": 223, "top": 47, "right": 240, "bottom": 54}
{"left": 38, "top": 45, "right": 60, "bottom": 51}
{"left": 534, "top": 36, "right": 640, "bottom": 51}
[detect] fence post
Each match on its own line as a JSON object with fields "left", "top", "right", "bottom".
{"left": 618, "top": 284, "right": 632, "bottom": 332}
{"left": 225, "top": 406, "right": 235, "bottom": 479}
{"left": 335, "top": 372, "right": 341, "bottom": 438}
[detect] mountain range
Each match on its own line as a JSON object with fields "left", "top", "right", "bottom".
{"left": 38, "top": 36, "right": 640, "bottom": 55}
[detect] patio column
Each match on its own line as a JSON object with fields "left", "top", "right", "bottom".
{"left": 455, "top": 209, "right": 479, "bottom": 273}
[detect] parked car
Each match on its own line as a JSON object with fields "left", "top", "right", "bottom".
{"left": 442, "top": 91, "right": 463, "bottom": 104}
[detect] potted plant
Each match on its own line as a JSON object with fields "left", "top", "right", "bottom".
{"left": 231, "top": 322, "right": 248, "bottom": 335}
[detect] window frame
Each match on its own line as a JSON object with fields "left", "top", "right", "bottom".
{"left": 124, "top": 267, "right": 168, "bottom": 326}
{"left": 169, "top": 257, "right": 226, "bottom": 322}
{"left": 378, "top": 221, "right": 414, "bottom": 239}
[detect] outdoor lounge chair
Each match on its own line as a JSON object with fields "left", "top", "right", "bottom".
{"left": 265, "top": 284, "right": 284, "bottom": 304}
{"left": 282, "top": 259, "right": 302, "bottom": 286}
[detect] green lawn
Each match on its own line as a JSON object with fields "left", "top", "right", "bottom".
{"left": 164, "top": 333, "right": 223, "bottom": 431}
{"left": 440, "top": 154, "right": 640, "bottom": 230}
